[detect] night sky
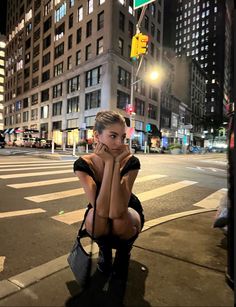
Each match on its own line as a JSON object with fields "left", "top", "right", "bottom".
{"left": 0, "top": 0, "right": 7, "bottom": 35}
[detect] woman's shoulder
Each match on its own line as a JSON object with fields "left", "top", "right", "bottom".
{"left": 121, "top": 155, "right": 140, "bottom": 176}
{"left": 73, "top": 154, "right": 94, "bottom": 175}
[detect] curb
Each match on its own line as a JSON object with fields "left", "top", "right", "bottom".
{"left": 0, "top": 208, "right": 216, "bottom": 301}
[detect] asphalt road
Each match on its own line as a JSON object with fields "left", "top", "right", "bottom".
{"left": 0, "top": 151, "right": 227, "bottom": 281}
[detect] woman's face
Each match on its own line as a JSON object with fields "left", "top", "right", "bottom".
{"left": 95, "top": 123, "right": 126, "bottom": 156}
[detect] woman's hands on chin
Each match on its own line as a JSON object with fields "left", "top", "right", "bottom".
{"left": 94, "top": 142, "right": 114, "bottom": 162}
{"left": 115, "top": 144, "right": 131, "bottom": 163}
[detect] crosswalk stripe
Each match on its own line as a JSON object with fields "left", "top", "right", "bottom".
{"left": 0, "top": 160, "right": 72, "bottom": 166}
{"left": 7, "top": 177, "right": 78, "bottom": 189}
{"left": 0, "top": 208, "right": 46, "bottom": 218}
{"left": 51, "top": 208, "right": 87, "bottom": 225}
{"left": 135, "top": 174, "right": 167, "bottom": 183}
{"left": 0, "top": 169, "right": 73, "bottom": 179}
{"left": 24, "top": 188, "right": 84, "bottom": 203}
{"left": 7, "top": 174, "right": 165, "bottom": 189}
{"left": 137, "top": 180, "right": 197, "bottom": 202}
{"left": 193, "top": 188, "right": 227, "bottom": 209}
{"left": 0, "top": 162, "right": 72, "bottom": 168}
{"left": 0, "top": 164, "right": 71, "bottom": 172}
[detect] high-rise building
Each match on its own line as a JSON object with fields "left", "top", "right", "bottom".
{"left": 163, "top": 0, "right": 233, "bottom": 133}
{"left": 0, "top": 34, "right": 5, "bottom": 131}
{"left": 4, "top": 0, "right": 163, "bottom": 148}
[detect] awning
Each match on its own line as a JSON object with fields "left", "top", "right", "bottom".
{"left": 3, "top": 129, "right": 9, "bottom": 134}
{"left": 9, "top": 128, "right": 15, "bottom": 134}
{"left": 14, "top": 127, "right": 24, "bottom": 133}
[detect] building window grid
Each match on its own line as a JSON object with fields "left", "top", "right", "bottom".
{"left": 68, "top": 75, "right": 80, "bottom": 93}
{"left": 52, "top": 101, "right": 62, "bottom": 116}
{"left": 85, "top": 90, "right": 101, "bottom": 110}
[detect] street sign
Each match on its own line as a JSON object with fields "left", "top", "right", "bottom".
{"left": 134, "top": 0, "right": 156, "bottom": 10}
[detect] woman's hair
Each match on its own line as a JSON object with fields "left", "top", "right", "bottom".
{"left": 94, "top": 110, "right": 126, "bottom": 134}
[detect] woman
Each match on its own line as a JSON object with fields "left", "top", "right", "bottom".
{"left": 74, "top": 110, "right": 144, "bottom": 280}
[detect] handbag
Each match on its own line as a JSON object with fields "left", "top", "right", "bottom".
{"left": 67, "top": 204, "right": 96, "bottom": 288}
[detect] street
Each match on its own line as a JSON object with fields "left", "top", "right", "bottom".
{"left": 0, "top": 151, "right": 227, "bottom": 282}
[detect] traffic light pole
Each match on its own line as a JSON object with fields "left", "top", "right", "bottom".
{"left": 129, "top": 57, "right": 144, "bottom": 151}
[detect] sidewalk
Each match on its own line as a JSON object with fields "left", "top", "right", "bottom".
{"left": 0, "top": 211, "right": 234, "bottom": 307}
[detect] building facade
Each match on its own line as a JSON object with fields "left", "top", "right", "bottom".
{"left": 0, "top": 35, "right": 5, "bottom": 131}
{"left": 163, "top": 0, "right": 233, "bottom": 136}
{"left": 4, "top": 0, "right": 164, "bottom": 148}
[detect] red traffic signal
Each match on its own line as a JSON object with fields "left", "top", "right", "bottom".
{"left": 126, "top": 104, "right": 134, "bottom": 114}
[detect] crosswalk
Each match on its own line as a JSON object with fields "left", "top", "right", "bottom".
{"left": 0, "top": 157, "right": 227, "bottom": 226}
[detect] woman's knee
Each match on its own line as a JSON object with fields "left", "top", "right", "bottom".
{"left": 112, "top": 210, "right": 141, "bottom": 239}
{"left": 85, "top": 210, "right": 110, "bottom": 237}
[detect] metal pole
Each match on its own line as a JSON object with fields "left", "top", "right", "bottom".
{"left": 129, "top": 65, "right": 134, "bottom": 151}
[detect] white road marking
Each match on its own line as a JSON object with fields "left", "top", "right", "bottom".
{"left": 24, "top": 188, "right": 84, "bottom": 203}
{"left": 0, "top": 160, "right": 71, "bottom": 165}
{"left": 186, "top": 166, "right": 226, "bottom": 173}
{"left": 0, "top": 164, "right": 71, "bottom": 172}
{"left": 135, "top": 174, "right": 167, "bottom": 183}
{"left": 0, "top": 257, "right": 6, "bottom": 273}
{"left": 0, "top": 169, "right": 73, "bottom": 179}
{"left": 0, "top": 208, "right": 46, "bottom": 219}
{"left": 193, "top": 188, "right": 228, "bottom": 209}
{"left": 51, "top": 208, "right": 87, "bottom": 225}
{"left": 0, "top": 162, "right": 72, "bottom": 168}
{"left": 137, "top": 180, "right": 197, "bottom": 202}
{"left": 7, "top": 177, "right": 78, "bottom": 189}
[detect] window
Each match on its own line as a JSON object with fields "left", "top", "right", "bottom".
{"left": 31, "top": 93, "right": 38, "bottom": 105}
{"left": 16, "top": 113, "right": 21, "bottom": 124}
{"left": 43, "top": 35, "right": 51, "bottom": 50}
{"left": 85, "top": 44, "right": 92, "bottom": 60}
{"left": 78, "top": 6, "right": 83, "bottom": 21}
{"left": 86, "top": 20, "right": 92, "bottom": 37}
{"left": 52, "top": 101, "right": 62, "bottom": 116}
{"left": 85, "top": 90, "right": 101, "bottom": 109}
{"left": 97, "top": 11, "right": 104, "bottom": 30}
{"left": 44, "top": 0, "right": 52, "bottom": 16}
{"left": 157, "top": 10, "right": 161, "bottom": 24}
{"left": 23, "top": 111, "right": 29, "bottom": 122}
{"left": 53, "top": 83, "right": 62, "bottom": 98}
{"left": 54, "top": 42, "right": 64, "bottom": 58}
{"left": 31, "top": 108, "right": 38, "bottom": 120}
{"left": 42, "top": 70, "right": 50, "bottom": 82}
{"left": 68, "top": 75, "right": 80, "bottom": 93}
{"left": 148, "top": 103, "right": 157, "bottom": 119}
{"left": 41, "top": 89, "right": 49, "bottom": 102}
{"left": 68, "top": 13, "right": 73, "bottom": 28}
{"left": 24, "top": 67, "right": 30, "bottom": 78}
{"left": 44, "top": 16, "right": 52, "bottom": 33}
{"left": 34, "top": 12, "right": 41, "bottom": 27}
{"left": 118, "top": 67, "right": 131, "bottom": 88}
{"left": 55, "top": 3, "right": 66, "bottom": 22}
{"left": 118, "top": 38, "right": 124, "bottom": 55}
{"left": 88, "top": 0, "right": 93, "bottom": 14}
{"left": 41, "top": 105, "right": 49, "bottom": 118}
{"left": 69, "top": 0, "right": 74, "bottom": 8}
{"left": 67, "top": 96, "right": 79, "bottom": 113}
{"left": 98, "top": 0, "right": 105, "bottom": 4}
{"left": 33, "top": 28, "right": 41, "bottom": 42}
{"left": 149, "top": 86, "right": 158, "bottom": 100}
{"left": 86, "top": 66, "right": 101, "bottom": 87}
{"left": 26, "top": 22, "right": 32, "bottom": 35}
{"left": 67, "top": 56, "right": 72, "bottom": 70}
{"left": 77, "top": 28, "right": 82, "bottom": 43}
{"left": 68, "top": 34, "right": 73, "bottom": 49}
{"left": 128, "top": 21, "right": 133, "bottom": 38}
{"left": 151, "top": 23, "right": 155, "bottom": 37}
{"left": 97, "top": 37, "right": 103, "bottom": 55}
{"left": 76, "top": 50, "right": 81, "bottom": 65}
{"left": 135, "top": 98, "right": 145, "bottom": 116}
{"left": 54, "top": 62, "right": 63, "bottom": 76}
{"left": 42, "top": 52, "right": 51, "bottom": 66}
{"left": 119, "top": 12, "right": 125, "bottom": 31}
{"left": 117, "top": 90, "right": 129, "bottom": 110}
{"left": 55, "top": 22, "right": 65, "bottom": 40}
{"left": 23, "top": 98, "right": 29, "bottom": 108}
{"left": 150, "top": 3, "right": 156, "bottom": 17}
{"left": 32, "top": 76, "right": 39, "bottom": 88}
{"left": 25, "top": 52, "right": 31, "bottom": 64}
{"left": 52, "top": 121, "right": 62, "bottom": 130}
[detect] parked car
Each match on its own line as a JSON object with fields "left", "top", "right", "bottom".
{"left": 35, "top": 138, "right": 46, "bottom": 148}
{"left": 23, "top": 137, "right": 37, "bottom": 148}
{"left": 44, "top": 139, "right": 57, "bottom": 149}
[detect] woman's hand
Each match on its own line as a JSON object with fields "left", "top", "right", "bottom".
{"left": 115, "top": 145, "right": 131, "bottom": 163}
{"left": 94, "top": 142, "right": 113, "bottom": 162}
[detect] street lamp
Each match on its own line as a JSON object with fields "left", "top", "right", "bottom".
{"left": 129, "top": 66, "right": 160, "bottom": 151}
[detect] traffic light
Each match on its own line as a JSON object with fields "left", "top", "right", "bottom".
{"left": 130, "top": 34, "right": 139, "bottom": 60}
{"left": 137, "top": 34, "right": 149, "bottom": 55}
{"left": 126, "top": 104, "right": 134, "bottom": 115}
